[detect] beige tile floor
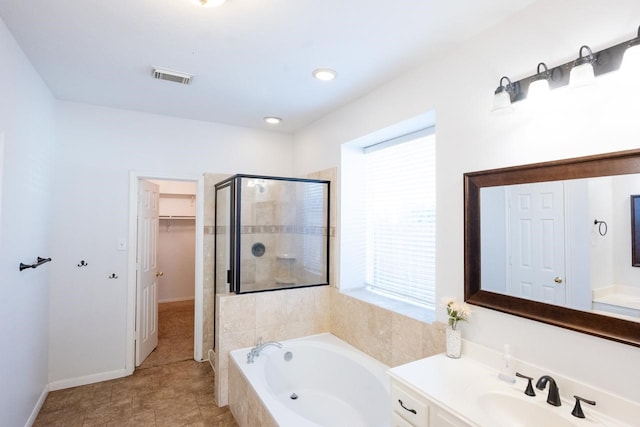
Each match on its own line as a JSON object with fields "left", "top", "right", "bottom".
{"left": 35, "top": 300, "right": 238, "bottom": 427}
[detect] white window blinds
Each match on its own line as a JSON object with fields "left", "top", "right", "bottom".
{"left": 364, "top": 130, "right": 436, "bottom": 308}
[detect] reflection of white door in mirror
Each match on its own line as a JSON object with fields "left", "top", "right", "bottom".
{"left": 481, "top": 182, "right": 568, "bottom": 306}
{"left": 508, "top": 182, "right": 566, "bottom": 306}
{"left": 0, "top": 131, "right": 4, "bottom": 243}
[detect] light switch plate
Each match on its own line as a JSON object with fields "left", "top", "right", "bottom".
{"left": 117, "top": 238, "right": 127, "bottom": 251}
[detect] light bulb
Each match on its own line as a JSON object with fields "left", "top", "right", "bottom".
{"left": 491, "top": 90, "right": 513, "bottom": 114}
{"left": 527, "top": 78, "right": 550, "bottom": 103}
{"left": 192, "top": 0, "right": 226, "bottom": 8}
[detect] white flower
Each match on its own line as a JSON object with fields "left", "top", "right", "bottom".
{"left": 442, "top": 297, "right": 471, "bottom": 330}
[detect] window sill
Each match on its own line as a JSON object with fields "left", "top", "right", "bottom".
{"left": 341, "top": 287, "right": 435, "bottom": 323}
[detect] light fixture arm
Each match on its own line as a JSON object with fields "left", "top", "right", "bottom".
{"left": 495, "top": 76, "right": 516, "bottom": 96}
{"left": 629, "top": 26, "right": 640, "bottom": 49}
{"left": 575, "top": 45, "right": 595, "bottom": 66}
{"left": 536, "top": 62, "right": 550, "bottom": 78}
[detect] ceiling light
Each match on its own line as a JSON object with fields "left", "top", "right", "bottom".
{"left": 491, "top": 76, "right": 516, "bottom": 114}
{"left": 312, "top": 68, "right": 337, "bottom": 81}
{"left": 191, "top": 0, "right": 226, "bottom": 7}
{"left": 569, "top": 45, "right": 596, "bottom": 88}
{"left": 264, "top": 117, "right": 282, "bottom": 125}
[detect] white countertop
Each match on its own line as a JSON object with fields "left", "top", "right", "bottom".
{"left": 592, "top": 286, "right": 640, "bottom": 311}
{"left": 387, "top": 353, "right": 633, "bottom": 427}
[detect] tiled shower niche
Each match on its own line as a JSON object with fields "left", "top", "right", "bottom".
{"left": 215, "top": 174, "right": 330, "bottom": 295}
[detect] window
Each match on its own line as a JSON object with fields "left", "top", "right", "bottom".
{"left": 364, "top": 129, "right": 436, "bottom": 308}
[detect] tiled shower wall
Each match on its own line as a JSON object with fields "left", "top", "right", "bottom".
{"left": 205, "top": 168, "right": 445, "bottom": 407}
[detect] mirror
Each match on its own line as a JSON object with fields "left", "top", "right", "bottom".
{"left": 465, "top": 149, "right": 640, "bottom": 347}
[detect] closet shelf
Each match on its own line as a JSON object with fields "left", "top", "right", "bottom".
{"left": 159, "top": 215, "right": 195, "bottom": 220}
{"left": 159, "top": 193, "right": 195, "bottom": 198}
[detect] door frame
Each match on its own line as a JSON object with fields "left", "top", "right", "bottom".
{"left": 126, "top": 171, "right": 205, "bottom": 375}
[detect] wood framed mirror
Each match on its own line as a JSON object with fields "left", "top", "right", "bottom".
{"left": 464, "top": 149, "right": 640, "bottom": 347}
{"left": 631, "top": 195, "right": 640, "bottom": 267}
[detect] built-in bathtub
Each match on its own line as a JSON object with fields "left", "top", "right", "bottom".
{"left": 228, "top": 333, "right": 390, "bottom": 427}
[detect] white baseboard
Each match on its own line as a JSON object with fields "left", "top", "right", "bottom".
{"left": 25, "top": 384, "right": 49, "bottom": 427}
{"left": 158, "top": 296, "right": 195, "bottom": 303}
{"left": 48, "top": 368, "right": 128, "bottom": 391}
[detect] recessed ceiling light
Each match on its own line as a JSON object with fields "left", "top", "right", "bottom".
{"left": 264, "top": 117, "right": 282, "bottom": 125}
{"left": 312, "top": 68, "right": 337, "bottom": 81}
{"left": 191, "top": 0, "right": 226, "bottom": 8}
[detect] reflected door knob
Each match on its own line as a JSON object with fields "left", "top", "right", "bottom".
{"left": 156, "top": 271, "right": 164, "bottom": 277}
{"left": 554, "top": 277, "right": 563, "bottom": 284}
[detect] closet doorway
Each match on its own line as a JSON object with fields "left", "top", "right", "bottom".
{"left": 126, "top": 173, "right": 204, "bottom": 374}
{"left": 142, "top": 179, "right": 196, "bottom": 368}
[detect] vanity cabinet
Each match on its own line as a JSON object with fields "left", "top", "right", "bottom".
{"left": 390, "top": 379, "right": 471, "bottom": 427}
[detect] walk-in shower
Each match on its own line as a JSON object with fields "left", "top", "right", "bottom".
{"left": 214, "top": 174, "right": 330, "bottom": 295}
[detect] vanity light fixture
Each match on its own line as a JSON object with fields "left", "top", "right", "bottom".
{"left": 492, "top": 24, "right": 640, "bottom": 111}
{"left": 264, "top": 116, "right": 282, "bottom": 125}
{"left": 621, "top": 26, "right": 640, "bottom": 72}
{"left": 491, "top": 76, "right": 516, "bottom": 113}
{"left": 312, "top": 68, "right": 338, "bottom": 81}
{"left": 527, "top": 62, "right": 551, "bottom": 101}
{"left": 569, "top": 46, "right": 596, "bottom": 88}
{"left": 191, "top": 0, "right": 226, "bottom": 7}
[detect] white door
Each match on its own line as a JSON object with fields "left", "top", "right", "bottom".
{"left": 508, "top": 182, "right": 566, "bottom": 305}
{"left": 136, "top": 179, "right": 160, "bottom": 366}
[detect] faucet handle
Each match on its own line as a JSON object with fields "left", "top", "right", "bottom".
{"left": 515, "top": 372, "right": 536, "bottom": 396}
{"left": 571, "top": 395, "right": 596, "bottom": 419}
{"left": 256, "top": 336, "right": 263, "bottom": 346}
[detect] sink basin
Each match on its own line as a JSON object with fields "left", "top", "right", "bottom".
{"left": 478, "top": 392, "right": 575, "bottom": 427}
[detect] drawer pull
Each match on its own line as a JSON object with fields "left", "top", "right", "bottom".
{"left": 398, "top": 399, "right": 417, "bottom": 415}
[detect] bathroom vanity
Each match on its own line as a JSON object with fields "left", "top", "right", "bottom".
{"left": 388, "top": 350, "right": 637, "bottom": 427}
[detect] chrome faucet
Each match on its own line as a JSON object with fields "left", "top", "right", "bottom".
{"left": 536, "top": 375, "right": 561, "bottom": 406}
{"left": 246, "top": 338, "right": 283, "bottom": 364}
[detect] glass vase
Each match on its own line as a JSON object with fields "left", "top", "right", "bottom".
{"left": 445, "top": 326, "right": 462, "bottom": 358}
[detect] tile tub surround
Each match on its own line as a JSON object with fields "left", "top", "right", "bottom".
{"left": 229, "top": 359, "right": 278, "bottom": 427}
{"left": 214, "top": 286, "right": 331, "bottom": 406}
{"left": 216, "top": 286, "right": 446, "bottom": 407}
{"left": 329, "top": 287, "right": 447, "bottom": 367}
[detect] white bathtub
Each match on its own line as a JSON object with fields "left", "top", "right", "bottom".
{"left": 229, "top": 333, "right": 391, "bottom": 427}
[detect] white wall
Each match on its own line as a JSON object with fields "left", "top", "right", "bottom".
{"left": 48, "top": 102, "right": 293, "bottom": 385}
{"left": 157, "top": 219, "right": 196, "bottom": 302}
{"left": 0, "top": 16, "right": 55, "bottom": 427}
{"left": 293, "top": 0, "right": 640, "bottom": 402}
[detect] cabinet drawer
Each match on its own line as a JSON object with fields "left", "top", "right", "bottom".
{"left": 392, "top": 411, "right": 415, "bottom": 427}
{"left": 391, "top": 384, "right": 429, "bottom": 427}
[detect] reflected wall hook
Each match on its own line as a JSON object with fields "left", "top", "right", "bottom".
{"left": 594, "top": 219, "right": 608, "bottom": 236}
{"left": 19, "top": 257, "right": 52, "bottom": 271}
{"left": 77, "top": 260, "right": 88, "bottom": 267}
{"left": 108, "top": 273, "right": 118, "bottom": 279}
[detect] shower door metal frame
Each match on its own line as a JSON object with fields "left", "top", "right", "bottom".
{"left": 216, "top": 173, "right": 330, "bottom": 296}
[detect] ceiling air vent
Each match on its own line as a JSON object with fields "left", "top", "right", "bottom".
{"left": 152, "top": 67, "right": 193, "bottom": 85}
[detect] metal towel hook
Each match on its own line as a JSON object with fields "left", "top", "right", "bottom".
{"left": 594, "top": 219, "right": 608, "bottom": 236}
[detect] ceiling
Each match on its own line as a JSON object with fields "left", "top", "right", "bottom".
{"left": 0, "top": 0, "right": 537, "bottom": 133}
